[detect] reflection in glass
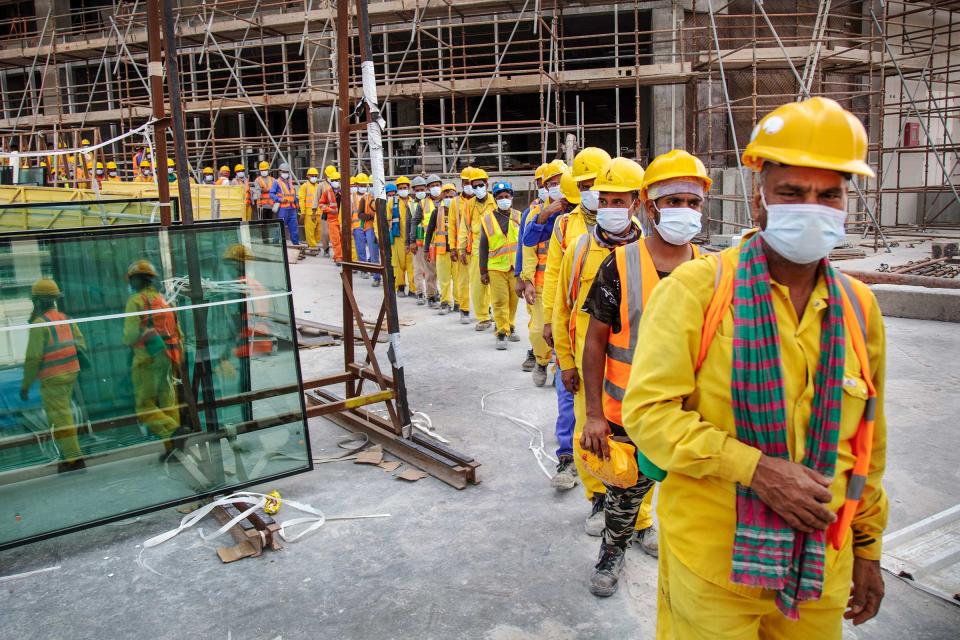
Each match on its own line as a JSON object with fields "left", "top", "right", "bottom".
{"left": 0, "top": 221, "right": 310, "bottom": 550}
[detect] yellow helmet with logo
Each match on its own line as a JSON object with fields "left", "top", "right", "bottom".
{"left": 534, "top": 163, "right": 549, "bottom": 182}
{"left": 306, "top": 167, "right": 320, "bottom": 177}
{"left": 541, "top": 159, "right": 568, "bottom": 183}
{"left": 559, "top": 170, "right": 581, "bottom": 205}
{"left": 640, "top": 149, "right": 712, "bottom": 199}
{"left": 126, "top": 259, "right": 158, "bottom": 279}
{"left": 258, "top": 161, "right": 270, "bottom": 171}
{"left": 594, "top": 157, "right": 646, "bottom": 193}
{"left": 572, "top": 147, "right": 612, "bottom": 182}
{"left": 742, "top": 96, "right": 874, "bottom": 177}
{"left": 395, "top": 175, "right": 411, "bottom": 187}
{"left": 31, "top": 278, "right": 61, "bottom": 297}
{"left": 234, "top": 163, "right": 245, "bottom": 172}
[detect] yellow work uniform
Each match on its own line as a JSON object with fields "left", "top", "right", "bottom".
{"left": 622, "top": 246, "right": 888, "bottom": 639}
{"left": 542, "top": 207, "right": 590, "bottom": 325}
{"left": 22, "top": 317, "right": 87, "bottom": 461}
{"left": 450, "top": 194, "right": 473, "bottom": 311}
{"left": 298, "top": 181, "right": 323, "bottom": 248}
{"left": 105, "top": 175, "right": 122, "bottom": 183}
{"left": 388, "top": 196, "right": 417, "bottom": 293}
{"left": 459, "top": 193, "right": 496, "bottom": 322}
{"left": 553, "top": 232, "right": 652, "bottom": 529}
{"left": 481, "top": 208, "right": 521, "bottom": 335}
{"left": 520, "top": 202, "right": 553, "bottom": 367}
{"left": 123, "top": 289, "right": 182, "bottom": 444}
{"left": 432, "top": 200, "right": 459, "bottom": 306}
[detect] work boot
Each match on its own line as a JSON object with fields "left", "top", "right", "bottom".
{"left": 589, "top": 544, "right": 626, "bottom": 598}
{"left": 551, "top": 454, "right": 578, "bottom": 490}
{"left": 496, "top": 333, "right": 508, "bottom": 350}
{"left": 508, "top": 328, "right": 521, "bottom": 342}
{"left": 635, "top": 523, "right": 659, "bottom": 558}
{"left": 585, "top": 493, "right": 606, "bottom": 537}
{"left": 323, "top": 248, "right": 330, "bottom": 257}
{"left": 532, "top": 363, "right": 548, "bottom": 387}
{"left": 460, "top": 310, "right": 471, "bottom": 325}
{"left": 475, "top": 320, "right": 492, "bottom": 332}
{"left": 521, "top": 349, "right": 536, "bottom": 372}
{"left": 416, "top": 293, "right": 426, "bottom": 306}
{"left": 372, "top": 278, "right": 381, "bottom": 288}
{"left": 397, "top": 285, "right": 406, "bottom": 297}
{"left": 439, "top": 302, "right": 450, "bottom": 316}
{"left": 452, "top": 304, "right": 460, "bottom": 313}
{"left": 57, "top": 458, "right": 87, "bottom": 474}
{"left": 428, "top": 295, "right": 439, "bottom": 309}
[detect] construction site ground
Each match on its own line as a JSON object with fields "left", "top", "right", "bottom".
{"left": 2, "top": 248, "right": 959, "bottom": 640}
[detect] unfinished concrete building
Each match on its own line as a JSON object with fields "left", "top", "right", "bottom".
{"left": 0, "top": 0, "right": 957, "bottom": 234}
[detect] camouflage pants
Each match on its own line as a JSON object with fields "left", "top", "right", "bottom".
{"left": 602, "top": 474, "right": 655, "bottom": 550}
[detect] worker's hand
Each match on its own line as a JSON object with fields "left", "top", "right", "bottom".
{"left": 450, "top": 249, "right": 459, "bottom": 262}
{"left": 407, "top": 243, "right": 417, "bottom": 254}
{"left": 750, "top": 455, "right": 836, "bottom": 533}
{"left": 459, "top": 252, "right": 469, "bottom": 265}
{"left": 560, "top": 367, "right": 579, "bottom": 394}
{"left": 536, "top": 198, "right": 566, "bottom": 224}
{"left": 514, "top": 277, "right": 525, "bottom": 297}
{"left": 19, "top": 387, "right": 29, "bottom": 402}
{"left": 523, "top": 281, "right": 537, "bottom": 305}
{"left": 845, "top": 557, "right": 884, "bottom": 625}
{"left": 480, "top": 273, "right": 490, "bottom": 286}
{"left": 543, "top": 322, "right": 554, "bottom": 348}
{"left": 580, "top": 415, "right": 612, "bottom": 459}
{"left": 426, "top": 253, "right": 434, "bottom": 263}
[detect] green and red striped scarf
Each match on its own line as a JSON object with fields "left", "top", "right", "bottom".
{"left": 729, "top": 234, "right": 845, "bottom": 619}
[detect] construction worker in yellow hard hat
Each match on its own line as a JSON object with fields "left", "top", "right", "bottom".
{"left": 165, "top": 157, "right": 177, "bottom": 183}
{"left": 578, "top": 150, "right": 708, "bottom": 597}
{"left": 299, "top": 168, "right": 324, "bottom": 250}
{"left": 251, "top": 160, "right": 276, "bottom": 222}
{"left": 387, "top": 175, "right": 416, "bottom": 295}
{"left": 622, "top": 97, "right": 886, "bottom": 638}
{"left": 424, "top": 182, "right": 461, "bottom": 312}
{"left": 217, "top": 165, "right": 232, "bottom": 186}
{"left": 132, "top": 145, "right": 148, "bottom": 177}
{"left": 202, "top": 166, "right": 216, "bottom": 184}
{"left": 135, "top": 159, "right": 153, "bottom": 183}
{"left": 350, "top": 173, "right": 380, "bottom": 286}
{"left": 105, "top": 161, "right": 121, "bottom": 182}
{"left": 123, "top": 259, "right": 186, "bottom": 461}
{"left": 93, "top": 161, "right": 106, "bottom": 187}
{"left": 20, "top": 278, "right": 88, "bottom": 474}
{"left": 231, "top": 164, "right": 251, "bottom": 217}
{"left": 318, "top": 165, "right": 342, "bottom": 259}
{"left": 449, "top": 167, "right": 476, "bottom": 321}
{"left": 458, "top": 167, "right": 495, "bottom": 330}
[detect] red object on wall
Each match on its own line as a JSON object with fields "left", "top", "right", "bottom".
{"left": 904, "top": 122, "right": 920, "bottom": 147}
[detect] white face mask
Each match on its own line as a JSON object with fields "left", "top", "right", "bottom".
{"left": 655, "top": 206, "right": 702, "bottom": 245}
{"left": 96, "top": 170, "right": 103, "bottom": 176}
{"left": 496, "top": 198, "right": 512, "bottom": 211}
{"left": 330, "top": 180, "right": 340, "bottom": 189}
{"left": 236, "top": 172, "right": 245, "bottom": 179}
{"left": 462, "top": 184, "right": 474, "bottom": 196}
{"left": 143, "top": 171, "right": 152, "bottom": 177}
{"left": 260, "top": 171, "right": 269, "bottom": 177}
{"left": 596, "top": 207, "right": 631, "bottom": 234}
{"left": 579, "top": 189, "right": 599, "bottom": 212}
{"left": 358, "top": 187, "right": 367, "bottom": 194}
{"left": 398, "top": 188, "right": 410, "bottom": 198}
{"left": 350, "top": 186, "right": 359, "bottom": 195}
{"left": 759, "top": 190, "right": 847, "bottom": 264}
{"left": 168, "top": 168, "right": 175, "bottom": 175}
{"left": 429, "top": 186, "right": 442, "bottom": 198}
{"left": 548, "top": 185, "right": 562, "bottom": 201}
{"left": 474, "top": 185, "right": 487, "bottom": 199}
{"left": 204, "top": 175, "right": 214, "bottom": 183}
{"left": 109, "top": 171, "right": 117, "bottom": 177}
{"left": 537, "top": 187, "right": 549, "bottom": 202}
{"left": 414, "top": 190, "right": 427, "bottom": 200}
{"left": 442, "top": 197, "right": 453, "bottom": 208}
{"left": 309, "top": 176, "right": 318, "bottom": 184}
{"left": 280, "top": 172, "right": 289, "bottom": 180}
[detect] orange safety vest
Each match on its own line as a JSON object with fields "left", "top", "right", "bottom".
{"left": 601, "top": 240, "right": 700, "bottom": 426}
{"left": 136, "top": 293, "right": 182, "bottom": 365}
{"left": 38, "top": 311, "right": 80, "bottom": 380}
{"left": 255, "top": 176, "right": 275, "bottom": 207}
{"left": 276, "top": 179, "right": 296, "bottom": 208}
{"left": 434, "top": 204, "right": 451, "bottom": 254}
{"left": 351, "top": 193, "right": 374, "bottom": 230}
{"left": 234, "top": 277, "right": 273, "bottom": 358}
{"left": 526, "top": 203, "right": 549, "bottom": 287}
{"left": 694, "top": 247, "right": 877, "bottom": 552}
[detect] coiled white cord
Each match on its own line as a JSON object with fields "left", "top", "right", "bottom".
{"left": 480, "top": 387, "right": 558, "bottom": 479}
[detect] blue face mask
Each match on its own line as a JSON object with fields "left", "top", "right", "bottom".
{"left": 759, "top": 189, "right": 846, "bottom": 264}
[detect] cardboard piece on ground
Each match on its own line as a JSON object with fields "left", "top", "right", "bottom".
{"left": 355, "top": 445, "right": 383, "bottom": 465}
{"left": 396, "top": 467, "right": 428, "bottom": 482}
{"left": 217, "top": 540, "right": 258, "bottom": 563}
{"left": 378, "top": 460, "right": 401, "bottom": 472}
{"left": 287, "top": 248, "right": 301, "bottom": 264}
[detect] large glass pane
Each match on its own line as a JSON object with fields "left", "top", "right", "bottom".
{"left": 0, "top": 220, "right": 310, "bottom": 550}
{"left": 0, "top": 197, "right": 165, "bottom": 231}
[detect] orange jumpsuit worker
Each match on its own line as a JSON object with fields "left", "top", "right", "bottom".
{"left": 318, "top": 164, "right": 343, "bottom": 262}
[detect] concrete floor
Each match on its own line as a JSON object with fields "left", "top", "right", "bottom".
{"left": 2, "top": 253, "right": 959, "bottom": 639}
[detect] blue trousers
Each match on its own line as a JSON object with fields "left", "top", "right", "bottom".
{"left": 555, "top": 365, "right": 574, "bottom": 458}
{"left": 279, "top": 207, "right": 299, "bottom": 245}
{"left": 353, "top": 228, "right": 381, "bottom": 283}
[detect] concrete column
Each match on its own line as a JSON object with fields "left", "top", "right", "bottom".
{"left": 34, "top": 0, "right": 71, "bottom": 118}
{"left": 650, "top": 2, "right": 685, "bottom": 159}
{"left": 306, "top": 41, "right": 334, "bottom": 167}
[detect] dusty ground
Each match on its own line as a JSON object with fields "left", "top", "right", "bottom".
{"left": 2, "top": 251, "right": 959, "bottom": 640}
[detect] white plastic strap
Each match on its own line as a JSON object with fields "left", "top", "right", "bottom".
{"left": 0, "top": 119, "right": 158, "bottom": 159}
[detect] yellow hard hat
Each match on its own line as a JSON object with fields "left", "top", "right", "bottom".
{"left": 395, "top": 175, "right": 411, "bottom": 186}
{"left": 126, "top": 259, "right": 158, "bottom": 279}
{"left": 594, "top": 157, "right": 646, "bottom": 193}
{"left": 349, "top": 176, "right": 358, "bottom": 186}
{"left": 219, "top": 165, "right": 230, "bottom": 173}
{"left": 258, "top": 161, "right": 270, "bottom": 171}
{"left": 234, "top": 163, "right": 245, "bottom": 172}
{"left": 459, "top": 166, "right": 475, "bottom": 180}
{"left": 356, "top": 172, "right": 371, "bottom": 185}
{"left": 81, "top": 138, "right": 90, "bottom": 146}
{"left": 140, "top": 159, "right": 152, "bottom": 168}
{"left": 742, "top": 96, "right": 874, "bottom": 177}
{"left": 541, "top": 159, "right": 569, "bottom": 183}
{"left": 167, "top": 158, "right": 175, "bottom": 167}
{"left": 471, "top": 168, "right": 489, "bottom": 182}
{"left": 96, "top": 162, "right": 104, "bottom": 169}
{"left": 324, "top": 165, "right": 340, "bottom": 180}
{"left": 106, "top": 161, "right": 118, "bottom": 170}
{"left": 442, "top": 182, "right": 457, "bottom": 192}
{"left": 640, "top": 149, "right": 712, "bottom": 199}
{"left": 306, "top": 167, "right": 320, "bottom": 177}
{"left": 31, "top": 278, "right": 61, "bottom": 297}
{"left": 572, "top": 147, "right": 612, "bottom": 182}
{"left": 534, "top": 163, "right": 549, "bottom": 182}
{"left": 559, "top": 170, "right": 581, "bottom": 205}
{"left": 202, "top": 167, "right": 214, "bottom": 175}
{"left": 223, "top": 243, "right": 254, "bottom": 262}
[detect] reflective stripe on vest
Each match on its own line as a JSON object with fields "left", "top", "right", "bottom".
{"left": 416, "top": 200, "right": 436, "bottom": 247}
{"left": 277, "top": 180, "right": 296, "bottom": 208}
{"left": 526, "top": 204, "right": 549, "bottom": 287}
{"left": 435, "top": 204, "right": 449, "bottom": 254}
{"left": 565, "top": 233, "right": 595, "bottom": 351}
{"left": 481, "top": 210, "right": 519, "bottom": 270}
{"left": 137, "top": 293, "right": 183, "bottom": 365}
{"left": 696, "top": 245, "right": 876, "bottom": 551}
{"left": 256, "top": 176, "right": 275, "bottom": 206}
{"left": 38, "top": 311, "right": 80, "bottom": 379}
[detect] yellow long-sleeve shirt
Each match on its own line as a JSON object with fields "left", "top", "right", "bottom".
{"left": 542, "top": 207, "right": 589, "bottom": 324}
{"left": 621, "top": 246, "right": 888, "bottom": 595}
{"left": 457, "top": 193, "right": 495, "bottom": 255}
{"left": 552, "top": 233, "right": 613, "bottom": 372}
{"left": 298, "top": 181, "right": 322, "bottom": 217}
{"left": 519, "top": 198, "right": 551, "bottom": 284}
{"left": 21, "top": 315, "right": 87, "bottom": 390}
